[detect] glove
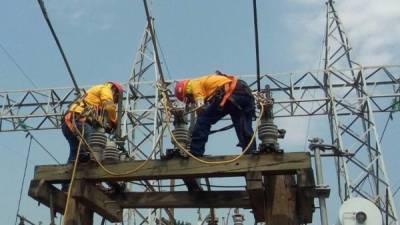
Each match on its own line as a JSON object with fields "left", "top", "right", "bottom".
{"left": 195, "top": 98, "right": 204, "bottom": 108}
{"left": 194, "top": 98, "right": 205, "bottom": 113}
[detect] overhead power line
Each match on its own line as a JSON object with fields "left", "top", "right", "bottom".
{"left": 18, "top": 118, "right": 61, "bottom": 164}
{"left": 14, "top": 137, "right": 32, "bottom": 225}
{"left": 394, "top": 185, "right": 400, "bottom": 196}
{"left": 252, "top": 0, "right": 261, "bottom": 92}
{"left": 27, "top": 132, "right": 61, "bottom": 164}
{"left": 36, "top": 0, "right": 81, "bottom": 96}
{"left": 0, "top": 42, "right": 38, "bottom": 88}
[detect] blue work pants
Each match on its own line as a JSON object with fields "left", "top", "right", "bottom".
{"left": 61, "top": 120, "right": 94, "bottom": 163}
{"left": 190, "top": 91, "right": 256, "bottom": 156}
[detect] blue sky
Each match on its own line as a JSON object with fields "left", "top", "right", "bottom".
{"left": 0, "top": 0, "right": 399, "bottom": 224}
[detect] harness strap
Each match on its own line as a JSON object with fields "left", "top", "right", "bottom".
{"left": 64, "top": 111, "right": 86, "bottom": 132}
{"left": 219, "top": 75, "right": 238, "bottom": 107}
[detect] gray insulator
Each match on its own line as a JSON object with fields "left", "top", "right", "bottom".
{"left": 258, "top": 119, "right": 279, "bottom": 145}
{"left": 232, "top": 209, "right": 244, "bottom": 225}
{"left": 89, "top": 131, "right": 107, "bottom": 161}
{"left": 171, "top": 127, "right": 190, "bottom": 149}
{"left": 103, "top": 141, "right": 120, "bottom": 162}
{"left": 207, "top": 217, "right": 218, "bottom": 225}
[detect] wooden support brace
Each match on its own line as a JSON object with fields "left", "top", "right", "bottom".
{"left": 28, "top": 180, "right": 66, "bottom": 214}
{"left": 33, "top": 152, "right": 311, "bottom": 183}
{"left": 264, "top": 175, "right": 298, "bottom": 225}
{"left": 115, "top": 191, "right": 251, "bottom": 208}
{"left": 72, "top": 180, "right": 123, "bottom": 223}
{"left": 245, "top": 171, "right": 265, "bottom": 222}
{"left": 296, "top": 169, "right": 315, "bottom": 224}
{"left": 63, "top": 198, "right": 94, "bottom": 225}
{"left": 28, "top": 180, "right": 94, "bottom": 225}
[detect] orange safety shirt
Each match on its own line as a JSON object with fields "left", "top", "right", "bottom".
{"left": 68, "top": 83, "right": 117, "bottom": 124}
{"left": 186, "top": 73, "right": 237, "bottom": 107}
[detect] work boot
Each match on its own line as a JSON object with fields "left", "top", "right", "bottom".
{"left": 243, "top": 149, "right": 258, "bottom": 155}
{"left": 163, "top": 149, "right": 188, "bottom": 159}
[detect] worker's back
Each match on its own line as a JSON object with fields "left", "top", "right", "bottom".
{"left": 69, "top": 83, "right": 114, "bottom": 113}
{"left": 189, "top": 74, "right": 232, "bottom": 100}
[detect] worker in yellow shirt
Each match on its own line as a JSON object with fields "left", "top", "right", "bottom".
{"left": 61, "top": 81, "right": 124, "bottom": 163}
{"left": 174, "top": 71, "right": 256, "bottom": 156}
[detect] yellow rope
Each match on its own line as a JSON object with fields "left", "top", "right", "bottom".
{"left": 161, "top": 89, "right": 266, "bottom": 165}
{"left": 69, "top": 81, "right": 267, "bottom": 177}
{"left": 62, "top": 128, "right": 84, "bottom": 225}
{"left": 73, "top": 123, "right": 160, "bottom": 176}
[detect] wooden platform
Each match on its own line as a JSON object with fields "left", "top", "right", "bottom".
{"left": 28, "top": 152, "right": 316, "bottom": 225}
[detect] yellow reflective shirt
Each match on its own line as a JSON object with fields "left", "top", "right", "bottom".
{"left": 68, "top": 83, "right": 117, "bottom": 124}
{"left": 187, "top": 74, "right": 232, "bottom": 101}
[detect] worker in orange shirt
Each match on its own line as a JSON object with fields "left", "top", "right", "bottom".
{"left": 174, "top": 71, "right": 256, "bottom": 156}
{"left": 61, "top": 81, "right": 124, "bottom": 163}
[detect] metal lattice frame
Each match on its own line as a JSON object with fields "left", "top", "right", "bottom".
{"left": 322, "top": 1, "right": 398, "bottom": 224}
{"left": 0, "top": 87, "right": 75, "bottom": 132}
{"left": 122, "top": 20, "right": 174, "bottom": 225}
{"left": 1, "top": 67, "right": 399, "bottom": 131}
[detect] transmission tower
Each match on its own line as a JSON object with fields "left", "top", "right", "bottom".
{"left": 322, "top": 1, "right": 398, "bottom": 224}
{"left": 122, "top": 23, "right": 166, "bottom": 225}
{"left": 122, "top": 2, "right": 174, "bottom": 224}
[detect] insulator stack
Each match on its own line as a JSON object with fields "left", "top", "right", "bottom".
{"left": 165, "top": 108, "right": 191, "bottom": 159}
{"left": 88, "top": 129, "right": 107, "bottom": 161}
{"left": 171, "top": 127, "right": 191, "bottom": 149}
{"left": 207, "top": 217, "right": 218, "bottom": 225}
{"left": 258, "top": 119, "right": 279, "bottom": 146}
{"left": 257, "top": 85, "right": 285, "bottom": 153}
{"left": 103, "top": 141, "right": 120, "bottom": 162}
{"left": 232, "top": 208, "right": 244, "bottom": 225}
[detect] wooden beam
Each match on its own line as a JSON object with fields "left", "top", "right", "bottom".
{"left": 28, "top": 180, "right": 66, "bottom": 214}
{"left": 245, "top": 172, "right": 265, "bottom": 222}
{"left": 33, "top": 152, "right": 311, "bottom": 183}
{"left": 28, "top": 180, "right": 94, "bottom": 225}
{"left": 115, "top": 191, "right": 251, "bottom": 208}
{"left": 72, "top": 180, "right": 123, "bottom": 223}
{"left": 264, "top": 175, "right": 298, "bottom": 225}
{"left": 63, "top": 198, "right": 94, "bottom": 225}
{"left": 296, "top": 169, "right": 315, "bottom": 224}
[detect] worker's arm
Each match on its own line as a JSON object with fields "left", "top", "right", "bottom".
{"left": 100, "top": 85, "right": 117, "bottom": 128}
{"left": 190, "top": 80, "right": 206, "bottom": 108}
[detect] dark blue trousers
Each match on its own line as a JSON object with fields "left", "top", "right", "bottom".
{"left": 190, "top": 91, "right": 256, "bottom": 156}
{"left": 61, "top": 121, "right": 94, "bottom": 163}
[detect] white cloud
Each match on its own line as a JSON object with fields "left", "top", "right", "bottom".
{"left": 286, "top": 0, "right": 400, "bottom": 67}
{"left": 283, "top": 2, "right": 325, "bottom": 70}
{"left": 337, "top": 0, "right": 400, "bottom": 65}
{"left": 46, "top": 0, "right": 116, "bottom": 32}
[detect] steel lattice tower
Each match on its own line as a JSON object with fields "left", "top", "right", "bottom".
{"left": 322, "top": 1, "right": 397, "bottom": 224}
{"left": 123, "top": 20, "right": 170, "bottom": 225}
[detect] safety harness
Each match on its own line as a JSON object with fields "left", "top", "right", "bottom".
{"left": 209, "top": 73, "right": 255, "bottom": 141}
{"left": 212, "top": 72, "right": 253, "bottom": 110}
{"left": 63, "top": 94, "right": 108, "bottom": 133}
